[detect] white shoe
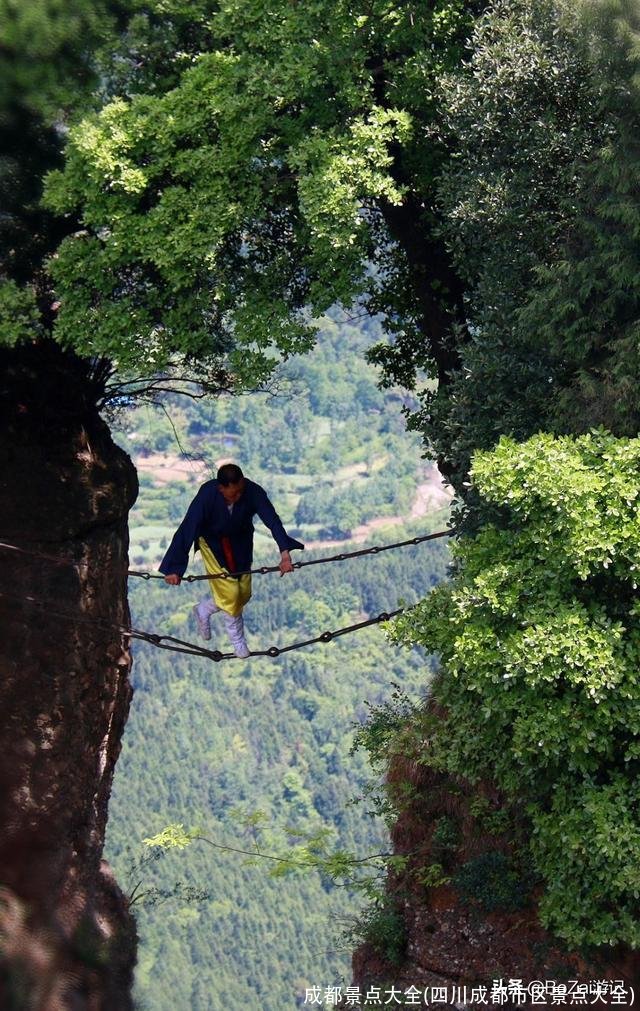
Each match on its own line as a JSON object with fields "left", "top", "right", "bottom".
{"left": 223, "top": 613, "right": 250, "bottom": 658}
{"left": 192, "top": 598, "right": 219, "bottom": 641}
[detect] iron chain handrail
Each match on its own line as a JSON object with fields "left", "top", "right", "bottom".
{"left": 0, "top": 529, "right": 452, "bottom": 582}
{"left": 127, "top": 528, "right": 452, "bottom": 581}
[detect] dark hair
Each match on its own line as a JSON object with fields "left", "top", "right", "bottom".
{"left": 217, "top": 463, "right": 244, "bottom": 486}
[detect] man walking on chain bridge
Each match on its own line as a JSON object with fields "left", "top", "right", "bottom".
{"left": 160, "top": 463, "right": 304, "bottom": 657}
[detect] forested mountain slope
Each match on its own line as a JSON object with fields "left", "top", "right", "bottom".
{"left": 105, "top": 318, "right": 450, "bottom": 1010}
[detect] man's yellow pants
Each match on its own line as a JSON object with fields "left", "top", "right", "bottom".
{"left": 198, "top": 537, "right": 252, "bottom": 617}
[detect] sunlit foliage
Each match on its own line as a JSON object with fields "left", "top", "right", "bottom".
{"left": 390, "top": 431, "right": 640, "bottom": 945}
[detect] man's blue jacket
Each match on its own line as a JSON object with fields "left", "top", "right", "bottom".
{"left": 159, "top": 479, "right": 304, "bottom": 577}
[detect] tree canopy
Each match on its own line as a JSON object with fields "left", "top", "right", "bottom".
{"left": 41, "top": 0, "right": 478, "bottom": 390}
{"left": 20, "top": 0, "right": 639, "bottom": 477}
{"left": 420, "top": 0, "right": 640, "bottom": 488}
{"left": 0, "top": 0, "right": 123, "bottom": 297}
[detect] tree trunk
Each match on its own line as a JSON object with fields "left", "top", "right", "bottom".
{"left": 0, "top": 342, "right": 138, "bottom": 1009}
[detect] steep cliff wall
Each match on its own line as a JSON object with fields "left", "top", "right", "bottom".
{"left": 352, "top": 738, "right": 640, "bottom": 1004}
{"left": 0, "top": 344, "right": 138, "bottom": 1009}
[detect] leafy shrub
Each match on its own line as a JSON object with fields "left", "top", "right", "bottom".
{"left": 347, "top": 900, "right": 407, "bottom": 966}
{"left": 388, "top": 432, "right": 640, "bottom": 946}
{"left": 453, "top": 851, "right": 536, "bottom": 915}
{"left": 430, "top": 816, "right": 460, "bottom": 868}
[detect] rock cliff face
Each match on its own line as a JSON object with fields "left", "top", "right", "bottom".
{"left": 352, "top": 749, "right": 640, "bottom": 1004}
{"left": 0, "top": 344, "right": 138, "bottom": 1008}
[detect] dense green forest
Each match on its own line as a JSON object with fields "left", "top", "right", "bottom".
{"left": 105, "top": 318, "right": 450, "bottom": 1009}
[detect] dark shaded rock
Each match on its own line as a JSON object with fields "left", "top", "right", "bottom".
{"left": 0, "top": 342, "right": 138, "bottom": 1009}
